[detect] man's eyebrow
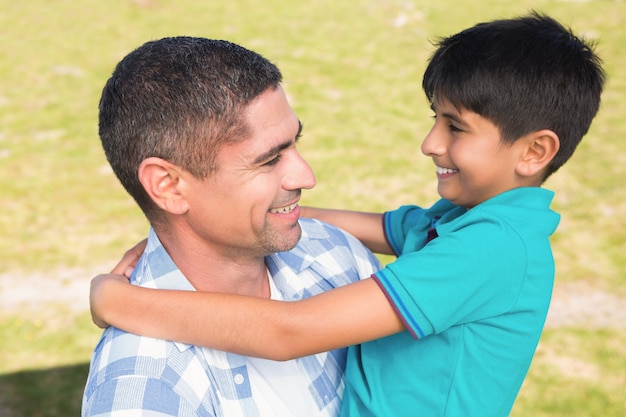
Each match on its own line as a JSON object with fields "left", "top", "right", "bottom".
{"left": 253, "top": 120, "right": 303, "bottom": 165}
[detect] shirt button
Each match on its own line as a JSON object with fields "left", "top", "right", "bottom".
{"left": 234, "top": 373, "right": 245, "bottom": 385}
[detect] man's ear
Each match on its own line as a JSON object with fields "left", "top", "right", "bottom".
{"left": 515, "top": 129, "right": 560, "bottom": 178}
{"left": 138, "top": 157, "right": 189, "bottom": 215}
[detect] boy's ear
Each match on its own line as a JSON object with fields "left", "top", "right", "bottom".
{"left": 515, "top": 130, "right": 560, "bottom": 178}
{"left": 138, "top": 157, "right": 190, "bottom": 215}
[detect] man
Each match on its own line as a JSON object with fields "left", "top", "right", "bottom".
{"left": 82, "top": 37, "right": 380, "bottom": 417}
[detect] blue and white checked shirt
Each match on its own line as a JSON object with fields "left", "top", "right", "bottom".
{"left": 82, "top": 218, "right": 381, "bottom": 417}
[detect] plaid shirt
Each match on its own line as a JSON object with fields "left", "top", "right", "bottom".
{"left": 82, "top": 218, "right": 381, "bottom": 417}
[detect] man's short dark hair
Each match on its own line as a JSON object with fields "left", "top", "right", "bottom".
{"left": 99, "top": 37, "right": 282, "bottom": 222}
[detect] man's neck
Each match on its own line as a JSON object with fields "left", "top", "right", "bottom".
{"left": 155, "top": 228, "right": 271, "bottom": 298}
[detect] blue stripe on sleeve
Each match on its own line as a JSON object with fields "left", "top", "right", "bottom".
{"left": 375, "top": 270, "right": 425, "bottom": 339}
{"left": 382, "top": 212, "right": 400, "bottom": 255}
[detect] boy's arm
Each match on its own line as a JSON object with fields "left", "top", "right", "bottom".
{"left": 91, "top": 275, "right": 405, "bottom": 361}
{"left": 300, "top": 207, "right": 393, "bottom": 255}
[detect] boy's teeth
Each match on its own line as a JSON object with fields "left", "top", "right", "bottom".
{"left": 269, "top": 203, "right": 297, "bottom": 214}
{"left": 437, "top": 166, "right": 458, "bottom": 174}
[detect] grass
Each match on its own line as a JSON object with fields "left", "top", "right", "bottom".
{"left": 0, "top": 0, "right": 625, "bottom": 415}
{"left": 514, "top": 327, "right": 626, "bottom": 417}
{"left": 0, "top": 308, "right": 98, "bottom": 416}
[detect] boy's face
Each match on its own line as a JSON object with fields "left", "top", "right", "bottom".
{"left": 422, "top": 98, "right": 529, "bottom": 208}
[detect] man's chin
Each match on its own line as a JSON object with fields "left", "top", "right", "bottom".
{"left": 271, "top": 223, "right": 302, "bottom": 253}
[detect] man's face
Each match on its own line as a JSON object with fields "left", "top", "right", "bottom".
{"left": 183, "top": 85, "right": 316, "bottom": 259}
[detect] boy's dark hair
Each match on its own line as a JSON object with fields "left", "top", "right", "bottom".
{"left": 99, "top": 37, "right": 282, "bottom": 223}
{"left": 422, "top": 12, "right": 605, "bottom": 179}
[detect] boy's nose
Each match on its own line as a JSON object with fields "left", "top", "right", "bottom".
{"left": 421, "top": 127, "right": 444, "bottom": 157}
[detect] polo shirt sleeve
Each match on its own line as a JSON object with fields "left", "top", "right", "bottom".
{"left": 374, "top": 215, "right": 527, "bottom": 339}
{"left": 383, "top": 203, "right": 448, "bottom": 255}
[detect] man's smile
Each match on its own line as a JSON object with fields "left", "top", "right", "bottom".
{"left": 269, "top": 202, "right": 298, "bottom": 214}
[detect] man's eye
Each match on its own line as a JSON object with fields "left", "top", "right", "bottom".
{"left": 449, "top": 124, "right": 463, "bottom": 133}
{"left": 263, "top": 155, "right": 282, "bottom": 166}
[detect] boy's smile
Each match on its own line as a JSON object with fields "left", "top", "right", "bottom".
{"left": 435, "top": 165, "right": 459, "bottom": 179}
{"left": 422, "top": 98, "right": 530, "bottom": 208}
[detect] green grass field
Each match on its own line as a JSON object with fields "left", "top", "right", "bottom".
{"left": 1, "top": 0, "right": 624, "bottom": 415}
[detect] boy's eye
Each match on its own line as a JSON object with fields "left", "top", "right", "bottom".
{"left": 431, "top": 114, "right": 463, "bottom": 133}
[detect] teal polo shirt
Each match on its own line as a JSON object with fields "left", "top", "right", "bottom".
{"left": 341, "top": 187, "right": 560, "bottom": 417}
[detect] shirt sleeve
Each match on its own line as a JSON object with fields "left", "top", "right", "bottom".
{"left": 383, "top": 205, "right": 427, "bottom": 255}
{"left": 384, "top": 200, "right": 458, "bottom": 255}
{"left": 83, "top": 376, "right": 201, "bottom": 417}
{"left": 374, "top": 216, "right": 528, "bottom": 339}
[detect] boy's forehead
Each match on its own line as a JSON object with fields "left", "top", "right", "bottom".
{"left": 433, "top": 96, "right": 503, "bottom": 132}
{"left": 431, "top": 95, "right": 462, "bottom": 113}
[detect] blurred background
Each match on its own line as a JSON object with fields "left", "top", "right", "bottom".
{"left": 0, "top": 0, "right": 624, "bottom": 415}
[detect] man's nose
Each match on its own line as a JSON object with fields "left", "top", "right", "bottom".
{"left": 284, "top": 151, "right": 316, "bottom": 190}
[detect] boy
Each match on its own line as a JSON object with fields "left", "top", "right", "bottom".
{"left": 90, "top": 12, "right": 604, "bottom": 416}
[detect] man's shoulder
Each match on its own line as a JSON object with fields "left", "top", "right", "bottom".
{"left": 83, "top": 328, "right": 210, "bottom": 415}
{"left": 268, "top": 218, "right": 380, "bottom": 281}
{"left": 88, "top": 327, "right": 186, "bottom": 378}
{"left": 298, "top": 217, "right": 350, "bottom": 239}
{"left": 297, "top": 217, "right": 367, "bottom": 249}
{"left": 293, "top": 218, "right": 377, "bottom": 261}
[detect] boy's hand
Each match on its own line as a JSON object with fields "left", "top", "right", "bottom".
{"left": 90, "top": 239, "right": 147, "bottom": 328}
{"left": 111, "top": 239, "right": 147, "bottom": 277}
{"left": 90, "top": 274, "right": 129, "bottom": 328}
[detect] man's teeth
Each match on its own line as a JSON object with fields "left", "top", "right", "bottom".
{"left": 269, "top": 203, "right": 297, "bottom": 214}
{"left": 436, "top": 166, "right": 458, "bottom": 175}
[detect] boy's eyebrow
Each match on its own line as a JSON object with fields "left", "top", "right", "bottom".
{"left": 441, "top": 111, "right": 465, "bottom": 125}
{"left": 253, "top": 120, "right": 303, "bottom": 164}
{"left": 431, "top": 103, "right": 466, "bottom": 126}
